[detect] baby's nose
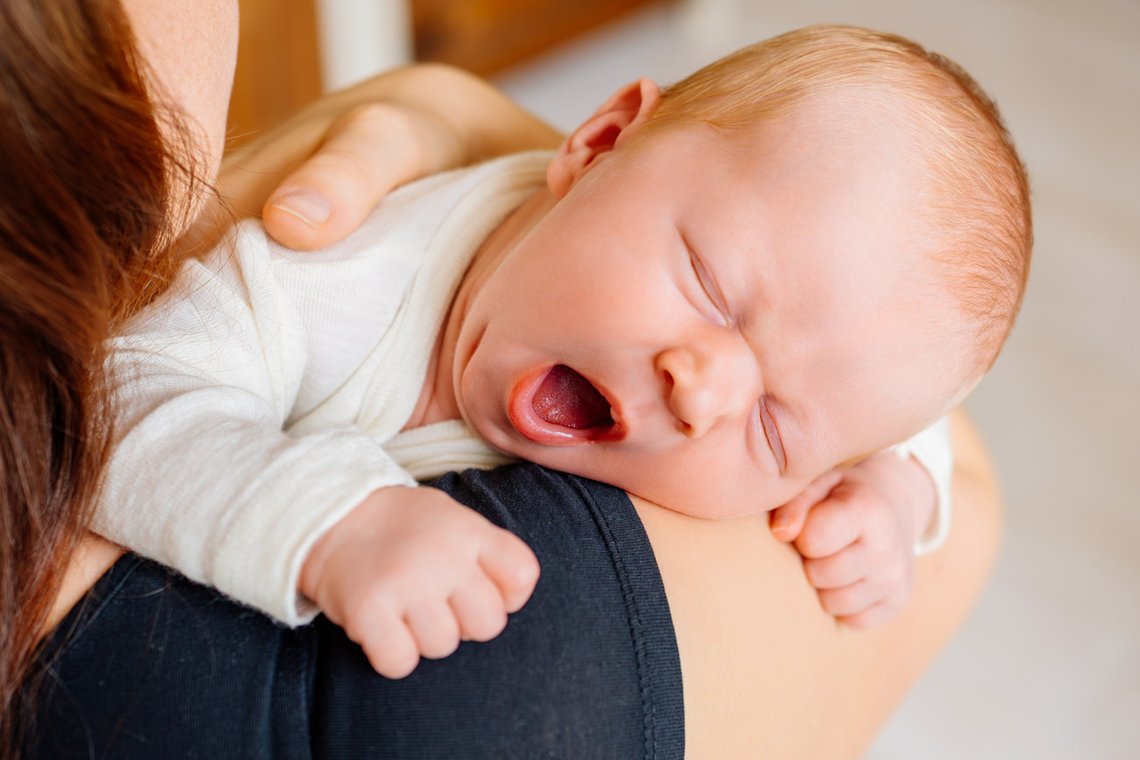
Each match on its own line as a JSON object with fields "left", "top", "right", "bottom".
{"left": 655, "top": 338, "right": 758, "bottom": 438}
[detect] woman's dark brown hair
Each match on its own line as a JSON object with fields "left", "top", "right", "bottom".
{"left": 0, "top": 0, "right": 189, "bottom": 752}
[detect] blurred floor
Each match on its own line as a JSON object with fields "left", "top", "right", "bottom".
{"left": 493, "top": 1, "right": 1140, "bottom": 757}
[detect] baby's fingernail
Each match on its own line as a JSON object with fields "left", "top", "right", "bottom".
{"left": 271, "top": 190, "right": 332, "bottom": 227}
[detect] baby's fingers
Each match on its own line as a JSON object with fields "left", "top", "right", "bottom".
{"left": 349, "top": 603, "right": 420, "bottom": 679}
{"left": 795, "top": 497, "right": 862, "bottom": 558}
{"left": 406, "top": 600, "right": 462, "bottom": 661}
{"left": 814, "top": 548, "right": 914, "bottom": 628}
{"left": 480, "top": 530, "right": 540, "bottom": 613}
{"left": 817, "top": 580, "right": 883, "bottom": 620}
{"left": 451, "top": 574, "right": 510, "bottom": 643}
{"left": 838, "top": 600, "right": 901, "bottom": 631}
{"left": 803, "top": 545, "right": 868, "bottom": 590}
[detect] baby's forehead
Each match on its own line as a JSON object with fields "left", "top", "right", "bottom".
{"left": 743, "top": 87, "right": 933, "bottom": 157}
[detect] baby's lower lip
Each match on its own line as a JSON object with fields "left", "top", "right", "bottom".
{"left": 507, "top": 366, "right": 623, "bottom": 445}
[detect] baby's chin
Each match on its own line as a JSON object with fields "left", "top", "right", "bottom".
{"left": 620, "top": 483, "right": 781, "bottom": 521}
{"left": 531, "top": 452, "right": 789, "bottom": 521}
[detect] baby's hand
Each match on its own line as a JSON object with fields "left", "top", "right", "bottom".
{"left": 300, "top": 486, "right": 540, "bottom": 678}
{"left": 769, "top": 451, "right": 936, "bottom": 629}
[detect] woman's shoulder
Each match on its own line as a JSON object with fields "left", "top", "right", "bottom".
{"left": 40, "top": 533, "right": 123, "bottom": 639}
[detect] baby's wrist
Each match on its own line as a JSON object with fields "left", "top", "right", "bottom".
{"left": 895, "top": 453, "right": 938, "bottom": 545}
{"left": 298, "top": 485, "right": 412, "bottom": 602}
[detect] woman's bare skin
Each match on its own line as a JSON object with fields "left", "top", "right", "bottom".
{"left": 642, "top": 409, "right": 1000, "bottom": 758}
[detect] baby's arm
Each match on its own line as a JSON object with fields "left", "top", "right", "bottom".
{"left": 99, "top": 224, "right": 539, "bottom": 645}
{"left": 97, "top": 224, "right": 387, "bottom": 623}
{"left": 770, "top": 418, "right": 952, "bottom": 628}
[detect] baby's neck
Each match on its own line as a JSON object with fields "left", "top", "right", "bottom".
{"left": 403, "top": 186, "right": 556, "bottom": 431}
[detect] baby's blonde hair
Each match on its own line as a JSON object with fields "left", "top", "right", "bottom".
{"left": 648, "top": 25, "right": 1032, "bottom": 374}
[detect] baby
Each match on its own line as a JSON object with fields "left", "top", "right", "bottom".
{"left": 98, "top": 26, "right": 1030, "bottom": 678}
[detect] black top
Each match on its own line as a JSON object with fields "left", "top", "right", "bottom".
{"left": 26, "top": 465, "right": 683, "bottom": 759}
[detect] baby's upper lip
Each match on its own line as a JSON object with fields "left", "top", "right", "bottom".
{"left": 594, "top": 376, "right": 625, "bottom": 437}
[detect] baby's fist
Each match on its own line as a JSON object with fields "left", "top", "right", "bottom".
{"left": 300, "top": 486, "right": 539, "bottom": 678}
{"left": 770, "top": 451, "right": 936, "bottom": 629}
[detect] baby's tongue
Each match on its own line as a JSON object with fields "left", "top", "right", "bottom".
{"left": 533, "top": 365, "right": 613, "bottom": 429}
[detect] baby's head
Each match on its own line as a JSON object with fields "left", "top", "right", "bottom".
{"left": 645, "top": 24, "right": 1031, "bottom": 376}
{"left": 453, "top": 25, "right": 1031, "bottom": 518}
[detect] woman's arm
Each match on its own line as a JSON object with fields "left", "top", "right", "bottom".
{"left": 638, "top": 407, "right": 1001, "bottom": 759}
{"left": 217, "top": 63, "right": 562, "bottom": 250}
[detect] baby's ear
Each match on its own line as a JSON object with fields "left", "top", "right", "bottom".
{"left": 546, "top": 78, "right": 661, "bottom": 198}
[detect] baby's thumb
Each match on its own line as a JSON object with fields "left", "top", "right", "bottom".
{"left": 770, "top": 499, "right": 810, "bottom": 542}
{"left": 770, "top": 469, "right": 845, "bottom": 542}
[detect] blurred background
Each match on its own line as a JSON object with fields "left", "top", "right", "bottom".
{"left": 231, "top": 1, "right": 1139, "bottom": 757}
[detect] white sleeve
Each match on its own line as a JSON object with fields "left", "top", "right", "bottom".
{"left": 95, "top": 226, "right": 414, "bottom": 625}
{"left": 890, "top": 416, "right": 953, "bottom": 555}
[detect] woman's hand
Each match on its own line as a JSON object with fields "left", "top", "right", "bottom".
{"left": 216, "top": 63, "right": 562, "bottom": 250}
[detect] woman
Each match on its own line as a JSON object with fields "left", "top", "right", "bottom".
{"left": 3, "top": 2, "right": 1002, "bottom": 757}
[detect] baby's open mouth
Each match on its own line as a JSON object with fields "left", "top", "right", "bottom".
{"left": 534, "top": 364, "right": 613, "bottom": 429}
{"left": 508, "top": 365, "right": 619, "bottom": 444}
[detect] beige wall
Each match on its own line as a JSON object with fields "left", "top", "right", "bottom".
{"left": 228, "top": 0, "right": 322, "bottom": 144}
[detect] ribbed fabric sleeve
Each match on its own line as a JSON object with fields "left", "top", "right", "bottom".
{"left": 386, "top": 420, "right": 515, "bottom": 482}
{"left": 890, "top": 415, "right": 953, "bottom": 555}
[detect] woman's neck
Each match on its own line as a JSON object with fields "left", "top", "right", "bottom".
{"left": 42, "top": 534, "right": 124, "bottom": 640}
